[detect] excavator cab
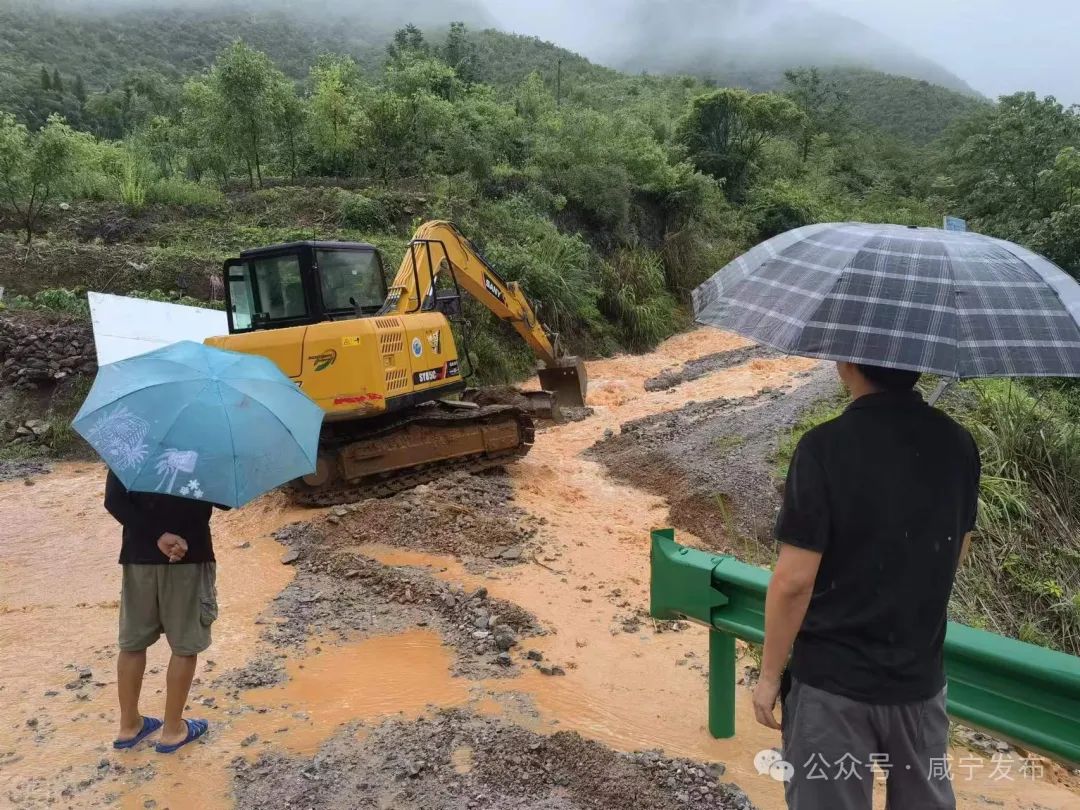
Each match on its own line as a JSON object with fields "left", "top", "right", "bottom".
{"left": 223, "top": 241, "right": 389, "bottom": 334}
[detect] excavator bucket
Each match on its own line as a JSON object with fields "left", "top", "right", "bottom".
{"left": 537, "top": 356, "right": 588, "bottom": 409}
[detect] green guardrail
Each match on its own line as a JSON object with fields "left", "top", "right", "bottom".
{"left": 650, "top": 529, "right": 1080, "bottom": 766}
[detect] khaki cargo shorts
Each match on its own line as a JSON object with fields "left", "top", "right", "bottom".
{"left": 119, "top": 563, "right": 218, "bottom": 656}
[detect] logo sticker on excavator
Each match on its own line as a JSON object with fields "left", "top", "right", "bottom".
{"left": 411, "top": 337, "right": 423, "bottom": 357}
{"left": 427, "top": 330, "right": 442, "bottom": 355}
{"left": 308, "top": 349, "right": 337, "bottom": 372}
{"left": 484, "top": 274, "right": 505, "bottom": 303}
{"left": 341, "top": 336, "right": 362, "bottom": 348}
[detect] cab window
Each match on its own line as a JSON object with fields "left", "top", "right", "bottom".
{"left": 318, "top": 250, "right": 386, "bottom": 315}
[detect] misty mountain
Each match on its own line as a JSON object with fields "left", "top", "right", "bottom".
{"left": 577, "top": 0, "right": 979, "bottom": 96}
{"left": 0, "top": 0, "right": 984, "bottom": 143}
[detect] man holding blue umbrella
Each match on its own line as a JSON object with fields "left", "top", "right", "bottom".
{"left": 74, "top": 341, "right": 323, "bottom": 753}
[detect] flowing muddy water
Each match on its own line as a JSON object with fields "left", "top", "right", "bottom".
{"left": 1, "top": 328, "right": 1077, "bottom": 809}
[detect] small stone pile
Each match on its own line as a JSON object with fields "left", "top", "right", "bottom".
{"left": 5, "top": 418, "right": 50, "bottom": 447}
{"left": 231, "top": 710, "right": 757, "bottom": 810}
{"left": 0, "top": 314, "right": 96, "bottom": 392}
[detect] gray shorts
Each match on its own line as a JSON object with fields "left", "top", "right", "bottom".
{"left": 782, "top": 677, "right": 955, "bottom": 810}
{"left": 119, "top": 563, "right": 218, "bottom": 656}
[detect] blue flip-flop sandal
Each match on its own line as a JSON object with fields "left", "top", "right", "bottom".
{"left": 155, "top": 718, "right": 209, "bottom": 754}
{"left": 113, "top": 716, "right": 163, "bottom": 749}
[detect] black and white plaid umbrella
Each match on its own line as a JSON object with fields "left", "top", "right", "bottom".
{"left": 693, "top": 223, "right": 1080, "bottom": 378}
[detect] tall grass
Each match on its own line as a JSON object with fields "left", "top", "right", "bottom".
{"left": 952, "top": 381, "right": 1080, "bottom": 652}
{"left": 598, "top": 245, "right": 683, "bottom": 350}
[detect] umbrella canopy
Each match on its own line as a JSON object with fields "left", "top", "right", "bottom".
{"left": 693, "top": 223, "right": 1080, "bottom": 378}
{"left": 73, "top": 341, "right": 323, "bottom": 508}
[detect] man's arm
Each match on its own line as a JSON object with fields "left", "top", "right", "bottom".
{"left": 753, "top": 543, "right": 823, "bottom": 730}
{"left": 104, "top": 471, "right": 151, "bottom": 533}
{"left": 104, "top": 472, "right": 187, "bottom": 562}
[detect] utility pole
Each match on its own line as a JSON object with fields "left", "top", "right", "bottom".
{"left": 556, "top": 58, "right": 562, "bottom": 107}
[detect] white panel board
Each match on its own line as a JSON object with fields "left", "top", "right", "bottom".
{"left": 88, "top": 292, "right": 229, "bottom": 366}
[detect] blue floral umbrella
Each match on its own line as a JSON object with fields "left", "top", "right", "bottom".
{"left": 73, "top": 341, "right": 323, "bottom": 508}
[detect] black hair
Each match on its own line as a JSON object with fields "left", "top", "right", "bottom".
{"left": 856, "top": 364, "right": 922, "bottom": 392}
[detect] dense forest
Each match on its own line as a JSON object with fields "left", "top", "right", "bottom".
{"left": 0, "top": 3, "right": 1079, "bottom": 652}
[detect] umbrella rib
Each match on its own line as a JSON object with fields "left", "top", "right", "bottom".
{"left": 215, "top": 382, "right": 241, "bottom": 509}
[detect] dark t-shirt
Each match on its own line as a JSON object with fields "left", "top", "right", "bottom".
{"left": 775, "top": 389, "right": 980, "bottom": 705}
{"left": 104, "top": 471, "right": 218, "bottom": 564}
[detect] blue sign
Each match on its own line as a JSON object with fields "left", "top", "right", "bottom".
{"left": 944, "top": 216, "right": 968, "bottom": 232}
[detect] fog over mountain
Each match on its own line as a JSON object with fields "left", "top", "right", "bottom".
{"left": 18, "top": 0, "right": 1080, "bottom": 102}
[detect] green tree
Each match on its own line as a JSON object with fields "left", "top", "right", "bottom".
{"left": 178, "top": 78, "right": 231, "bottom": 184}
{"left": 39, "top": 66, "right": 51, "bottom": 92}
{"left": 272, "top": 79, "right": 305, "bottom": 180}
{"left": 675, "top": 88, "right": 803, "bottom": 200}
{"left": 308, "top": 56, "right": 364, "bottom": 176}
{"left": 784, "top": 67, "right": 848, "bottom": 162}
{"left": 51, "top": 69, "right": 63, "bottom": 95}
{"left": 442, "top": 22, "right": 480, "bottom": 85}
{"left": 207, "top": 41, "right": 285, "bottom": 189}
{"left": 74, "top": 74, "right": 87, "bottom": 104}
{"left": 942, "top": 93, "right": 1080, "bottom": 244}
{"left": 387, "top": 24, "right": 428, "bottom": 61}
{"left": 0, "top": 113, "right": 76, "bottom": 244}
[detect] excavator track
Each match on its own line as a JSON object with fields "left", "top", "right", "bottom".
{"left": 285, "top": 403, "right": 535, "bottom": 507}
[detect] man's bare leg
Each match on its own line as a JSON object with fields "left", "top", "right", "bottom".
{"left": 159, "top": 653, "right": 198, "bottom": 746}
{"left": 116, "top": 649, "right": 148, "bottom": 741}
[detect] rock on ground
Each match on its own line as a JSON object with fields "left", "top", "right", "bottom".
{"left": 267, "top": 521, "right": 543, "bottom": 678}
{"left": 589, "top": 365, "right": 839, "bottom": 549}
{"left": 212, "top": 653, "right": 287, "bottom": 697}
{"left": 317, "top": 471, "right": 543, "bottom": 565}
{"left": 231, "top": 709, "right": 756, "bottom": 810}
{"left": 644, "top": 346, "right": 778, "bottom": 392}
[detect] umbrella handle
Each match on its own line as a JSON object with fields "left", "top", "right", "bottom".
{"left": 928, "top": 378, "right": 956, "bottom": 406}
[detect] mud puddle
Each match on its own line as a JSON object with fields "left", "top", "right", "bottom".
{"left": 232, "top": 708, "right": 755, "bottom": 810}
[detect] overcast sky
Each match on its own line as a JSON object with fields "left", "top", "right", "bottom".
{"left": 815, "top": 0, "right": 1079, "bottom": 102}
{"left": 487, "top": 0, "right": 1080, "bottom": 104}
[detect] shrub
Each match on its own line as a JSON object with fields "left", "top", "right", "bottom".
{"left": 338, "top": 191, "right": 389, "bottom": 231}
{"left": 0, "top": 287, "right": 89, "bottom": 317}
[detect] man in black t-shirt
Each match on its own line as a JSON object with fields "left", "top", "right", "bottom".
{"left": 104, "top": 471, "right": 224, "bottom": 753}
{"left": 753, "top": 363, "right": 980, "bottom": 810}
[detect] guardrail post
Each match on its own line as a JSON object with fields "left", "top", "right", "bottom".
{"left": 709, "top": 629, "right": 737, "bottom": 738}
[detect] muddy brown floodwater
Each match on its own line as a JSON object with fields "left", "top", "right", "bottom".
{"left": 1, "top": 328, "right": 1077, "bottom": 810}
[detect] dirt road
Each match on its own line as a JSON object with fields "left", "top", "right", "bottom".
{"left": 1, "top": 328, "right": 1076, "bottom": 809}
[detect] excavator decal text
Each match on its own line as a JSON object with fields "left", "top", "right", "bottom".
{"left": 413, "top": 360, "right": 460, "bottom": 385}
{"left": 483, "top": 274, "right": 505, "bottom": 303}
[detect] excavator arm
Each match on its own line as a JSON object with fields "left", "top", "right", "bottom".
{"left": 379, "top": 221, "right": 588, "bottom": 407}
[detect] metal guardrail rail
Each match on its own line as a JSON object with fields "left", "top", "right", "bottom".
{"left": 650, "top": 529, "right": 1080, "bottom": 766}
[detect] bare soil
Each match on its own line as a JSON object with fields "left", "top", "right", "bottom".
{"left": 231, "top": 709, "right": 756, "bottom": 810}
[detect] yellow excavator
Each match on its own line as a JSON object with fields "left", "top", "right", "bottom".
{"left": 205, "top": 220, "right": 587, "bottom": 505}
